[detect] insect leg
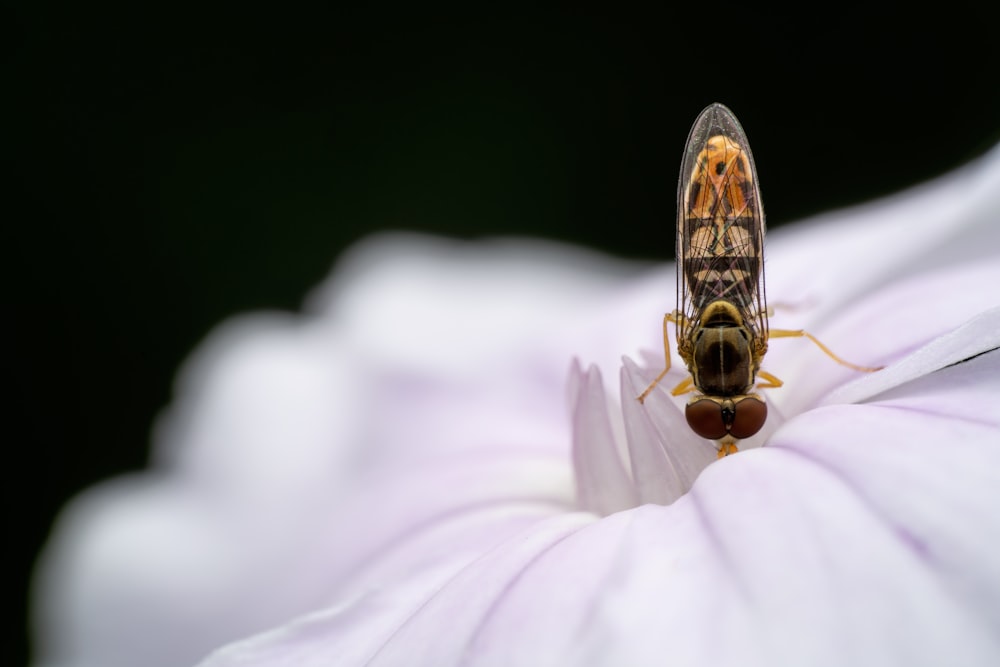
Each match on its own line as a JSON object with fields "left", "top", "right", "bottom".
{"left": 637, "top": 313, "right": 675, "bottom": 403}
{"left": 755, "top": 370, "right": 784, "bottom": 389}
{"left": 670, "top": 376, "right": 696, "bottom": 396}
{"left": 769, "top": 329, "right": 884, "bottom": 372}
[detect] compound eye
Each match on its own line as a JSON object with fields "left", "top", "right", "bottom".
{"left": 685, "top": 399, "right": 728, "bottom": 440}
{"left": 730, "top": 396, "right": 767, "bottom": 439}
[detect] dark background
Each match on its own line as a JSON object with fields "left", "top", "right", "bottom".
{"left": 8, "top": 6, "right": 998, "bottom": 665}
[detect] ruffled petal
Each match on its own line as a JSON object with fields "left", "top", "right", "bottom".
{"left": 568, "top": 360, "right": 638, "bottom": 515}
{"left": 619, "top": 356, "right": 717, "bottom": 502}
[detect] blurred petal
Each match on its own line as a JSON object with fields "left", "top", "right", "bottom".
{"left": 32, "top": 238, "right": 640, "bottom": 667}
{"left": 32, "top": 316, "right": 370, "bottom": 667}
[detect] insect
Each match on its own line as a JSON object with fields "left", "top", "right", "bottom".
{"left": 638, "top": 103, "right": 882, "bottom": 457}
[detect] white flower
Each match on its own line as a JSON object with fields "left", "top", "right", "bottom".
{"left": 31, "top": 146, "right": 1000, "bottom": 667}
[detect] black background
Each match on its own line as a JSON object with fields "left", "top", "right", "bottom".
{"left": 9, "top": 6, "right": 999, "bottom": 665}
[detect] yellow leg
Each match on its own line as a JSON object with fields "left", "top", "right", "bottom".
{"left": 670, "top": 376, "right": 696, "bottom": 396}
{"left": 768, "top": 328, "right": 884, "bottom": 372}
{"left": 638, "top": 312, "right": 689, "bottom": 403}
{"left": 756, "top": 369, "right": 784, "bottom": 389}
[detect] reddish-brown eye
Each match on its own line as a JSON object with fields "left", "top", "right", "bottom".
{"left": 730, "top": 397, "right": 767, "bottom": 439}
{"left": 685, "top": 399, "right": 728, "bottom": 440}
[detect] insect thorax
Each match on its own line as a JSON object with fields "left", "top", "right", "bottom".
{"left": 689, "top": 300, "right": 757, "bottom": 397}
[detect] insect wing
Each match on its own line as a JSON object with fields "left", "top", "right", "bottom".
{"left": 676, "top": 103, "right": 767, "bottom": 343}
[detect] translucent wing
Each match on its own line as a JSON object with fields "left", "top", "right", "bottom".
{"left": 675, "top": 103, "right": 767, "bottom": 349}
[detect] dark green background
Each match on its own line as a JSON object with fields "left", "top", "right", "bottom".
{"left": 9, "top": 6, "right": 998, "bottom": 665}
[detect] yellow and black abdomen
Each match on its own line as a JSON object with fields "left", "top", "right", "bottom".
{"left": 682, "top": 215, "right": 761, "bottom": 310}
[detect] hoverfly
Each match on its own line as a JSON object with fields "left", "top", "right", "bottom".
{"left": 638, "top": 103, "right": 882, "bottom": 457}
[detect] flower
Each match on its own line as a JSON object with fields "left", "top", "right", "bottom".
{"left": 31, "top": 146, "right": 1000, "bottom": 667}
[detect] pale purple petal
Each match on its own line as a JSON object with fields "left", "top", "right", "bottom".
{"left": 619, "top": 356, "right": 717, "bottom": 502}
{"left": 568, "top": 360, "right": 638, "bottom": 515}
{"left": 33, "top": 145, "right": 1000, "bottom": 667}
{"left": 191, "top": 147, "right": 1000, "bottom": 667}
{"left": 824, "top": 305, "right": 1000, "bottom": 406}
{"left": 770, "top": 349, "right": 1000, "bottom": 638}
{"left": 199, "top": 349, "right": 1000, "bottom": 665}
{"left": 192, "top": 345, "right": 1000, "bottom": 666}
{"left": 763, "top": 260, "right": 1000, "bottom": 417}
{"left": 197, "top": 513, "right": 599, "bottom": 667}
